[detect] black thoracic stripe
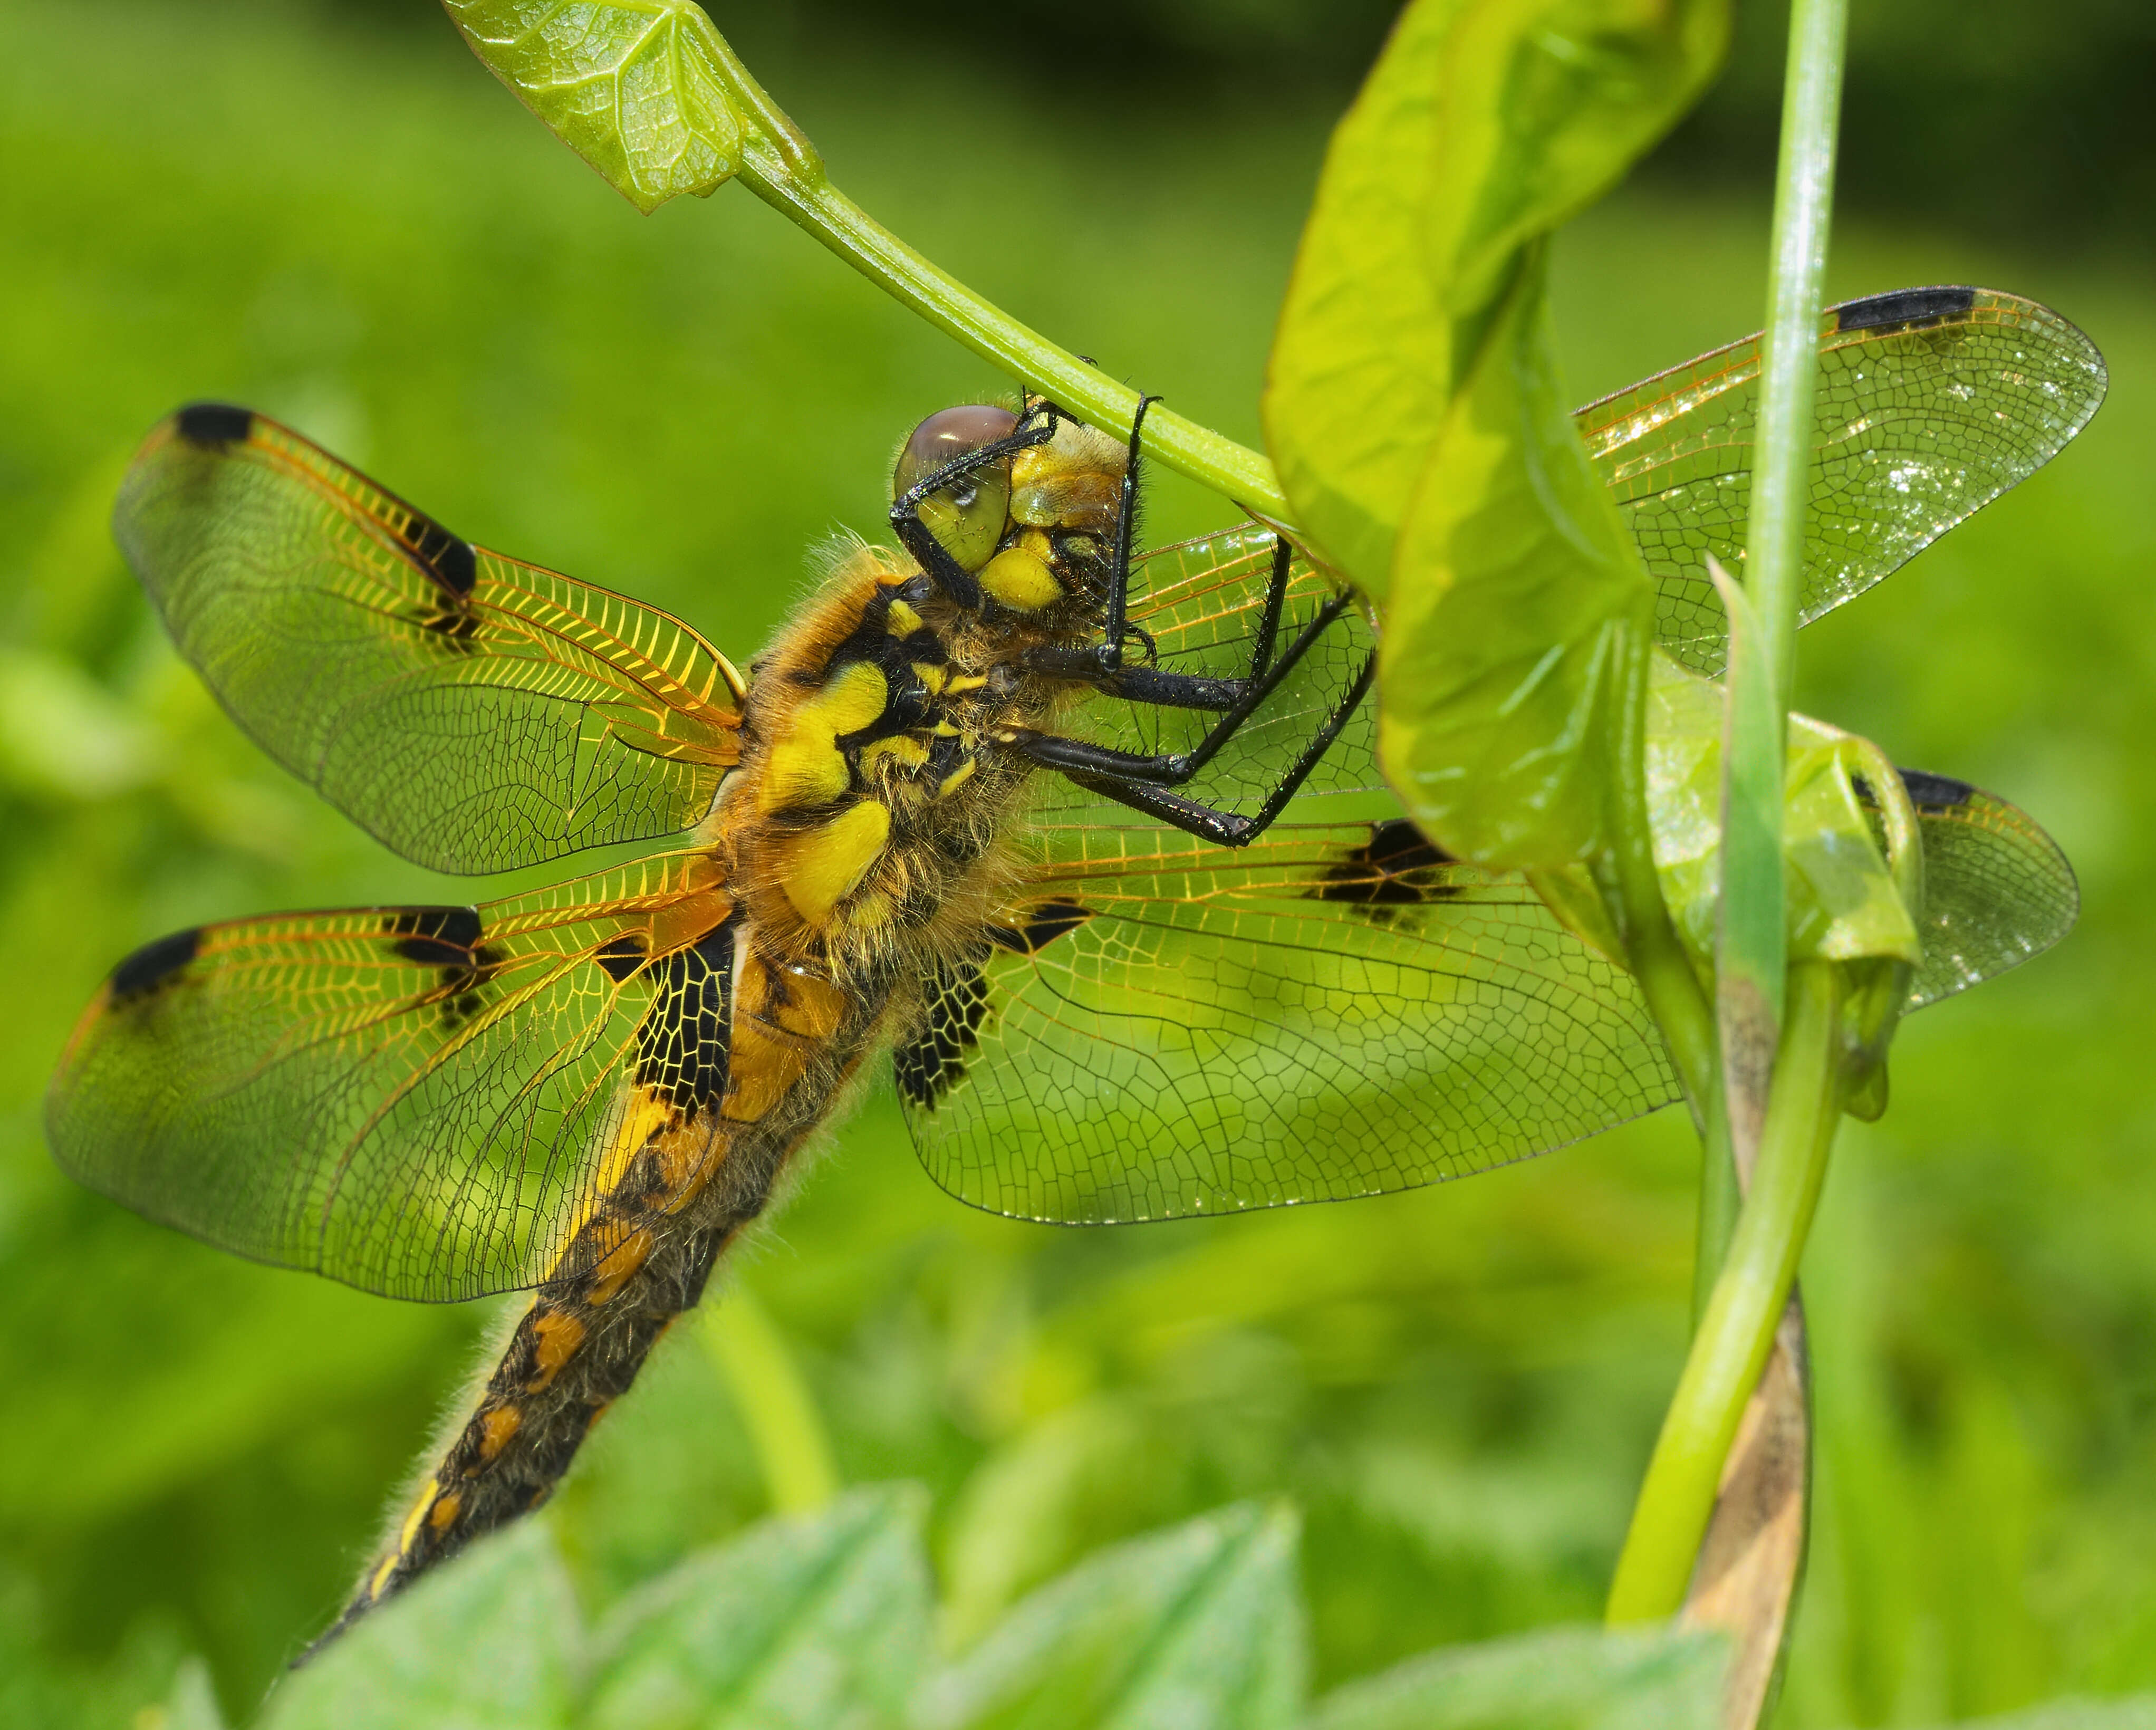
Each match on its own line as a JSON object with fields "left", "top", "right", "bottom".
{"left": 174, "top": 401, "right": 254, "bottom": 446}
{"left": 1833, "top": 285, "right": 1977, "bottom": 334}
{"left": 109, "top": 927, "right": 200, "bottom": 1000}
{"left": 633, "top": 916, "right": 736, "bottom": 1113}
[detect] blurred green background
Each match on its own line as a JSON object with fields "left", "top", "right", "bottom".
{"left": 2, "top": 1, "right": 2151, "bottom": 1724}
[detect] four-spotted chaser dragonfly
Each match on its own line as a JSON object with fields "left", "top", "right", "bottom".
{"left": 44, "top": 285, "right": 2100, "bottom": 1642}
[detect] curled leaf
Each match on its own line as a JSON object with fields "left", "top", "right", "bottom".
{"left": 444, "top": 0, "right": 749, "bottom": 213}
{"left": 1264, "top": 0, "right": 1729, "bottom": 596}
{"left": 1377, "top": 253, "right": 1653, "bottom": 870}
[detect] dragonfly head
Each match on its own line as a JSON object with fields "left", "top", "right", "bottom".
{"left": 893, "top": 405, "right": 1019, "bottom": 573}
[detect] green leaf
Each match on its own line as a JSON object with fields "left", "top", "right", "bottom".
{"left": 1306, "top": 1622, "right": 1725, "bottom": 1730}
{"left": 263, "top": 1521, "right": 581, "bottom": 1730}
{"left": 1375, "top": 252, "right": 1653, "bottom": 869}
{"left": 1263, "top": 0, "right": 1728, "bottom": 596}
{"left": 162, "top": 1658, "right": 228, "bottom": 1730}
{"left": 442, "top": 1, "right": 747, "bottom": 214}
{"left": 586, "top": 1486, "right": 930, "bottom": 1730}
{"left": 1645, "top": 653, "right": 1919, "bottom": 973}
{"left": 917, "top": 1502, "right": 1306, "bottom": 1730}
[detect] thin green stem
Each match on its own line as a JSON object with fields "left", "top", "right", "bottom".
{"left": 1746, "top": 0, "right": 1847, "bottom": 703}
{"left": 1706, "top": 0, "right": 1846, "bottom": 1256}
{"left": 733, "top": 151, "right": 1289, "bottom": 525}
{"left": 1607, "top": 624, "right": 1715, "bottom": 1126}
{"left": 1692, "top": 1090, "right": 1740, "bottom": 1327}
{"left": 1606, "top": 961, "right": 1843, "bottom": 1623}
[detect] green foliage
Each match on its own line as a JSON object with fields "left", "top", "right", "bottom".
{"left": 444, "top": 0, "right": 750, "bottom": 214}
{"left": 1646, "top": 660, "right": 1917, "bottom": 974}
{"left": 161, "top": 1492, "right": 1720, "bottom": 1729}
{"left": 1262, "top": 0, "right": 1728, "bottom": 601}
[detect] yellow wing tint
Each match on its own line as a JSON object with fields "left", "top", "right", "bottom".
{"left": 1577, "top": 287, "right": 2106, "bottom": 674}
{"left": 46, "top": 854, "right": 736, "bottom": 1302}
{"left": 897, "top": 817, "right": 1679, "bottom": 1224}
{"left": 114, "top": 406, "right": 746, "bottom": 875}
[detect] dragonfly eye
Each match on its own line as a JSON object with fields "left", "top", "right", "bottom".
{"left": 893, "top": 405, "right": 1018, "bottom": 573}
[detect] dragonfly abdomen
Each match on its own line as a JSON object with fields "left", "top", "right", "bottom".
{"left": 312, "top": 928, "right": 889, "bottom": 1648}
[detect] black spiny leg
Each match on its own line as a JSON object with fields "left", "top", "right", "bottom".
{"left": 1021, "top": 394, "right": 1163, "bottom": 688}
{"left": 1052, "top": 653, "right": 1377, "bottom": 848}
{"left": 1008, "top": 587, "right": 1363, "bottom": 789}
{"left": 890, "top": 405, "right": 1058, "bottom": 609}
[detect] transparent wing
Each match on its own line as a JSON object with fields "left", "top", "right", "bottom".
{"left": 1899, "top": 770, "right": 2080, "bottom": 1010}
{"left": 114, "top": 405, "right": 745, "bottom": 874}
{"left": 1579, "top": 287, "right": 2107, "bottom": 674}
{"left": 45, "top": 853, "right": 735, "bottom": 1301}
{"left": 895, "top": 817, "right": 1679, "bottom": 1224}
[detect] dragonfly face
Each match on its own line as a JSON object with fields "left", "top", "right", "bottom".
{"left": 41, "top": 285, "right": 2097, "bottom": 1644}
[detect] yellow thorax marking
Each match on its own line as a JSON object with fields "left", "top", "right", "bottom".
{"left": 774, "top": 799, "right": 892, "bottom": 926}
{"left": 759, "top": 661, "right": 889, "bottom": 814}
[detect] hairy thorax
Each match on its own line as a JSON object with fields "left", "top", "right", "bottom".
{"left": 714, "top": 415, "right": 1128, "bottom": 989}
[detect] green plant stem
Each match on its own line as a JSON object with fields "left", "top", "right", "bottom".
{"left": 704, "top": 1285, "right": 840, "bottom": 1516}
{"left": 1692, "top": 1090, "right": 1740, "bottom": 1327}
{"left": 1605, "top": 960, "right": 1843, "bottom": 1623}
{"left": 1608, "top": 628, "right": 1715, "bottom": 1126}
{"left": 1704, "top": 0, "right": 1847, "bottom": 1290}
{"left": 730, "top": 156, "right": 1289, "bottom": 525}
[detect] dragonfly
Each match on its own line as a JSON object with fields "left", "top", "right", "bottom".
{"left": 45, "top": 284, "right": 2099, "bottom": 1645}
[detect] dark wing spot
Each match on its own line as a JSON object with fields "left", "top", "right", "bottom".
{"left": 633, "top": 916, "right": 735, "bottom": 1113}
{"left": 173, "top": 402, "right": 255, "bottom": 446}
{"left": 396, "top": 510, "right": 479, "bottom": 598}
{"left": 388, "top": 906, "right": 484, "bottom": 966}
{"left": 1897, "top": 768, "right": 1975, "bottom": 811}
{"left": 594, "top": 934, "right": 649, "bottom": 983}
{"left": 893, "top": 956, "right": 990, "bottom": 1111}
{"left": 1310, "top": 817, "right": 1457, "bottom": 913}
{"left": 1832, "top": 286, "right": 1977, "bottom": 334}
{"left": 988, "top": 896, "right": 1093, "bottom": 954}
{"left": 109, "top": 927, "right": 200, "bottom": 1001}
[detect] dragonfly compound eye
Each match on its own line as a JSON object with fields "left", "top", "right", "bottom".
{"left": 893, "top": 405, "right": 1019, "bottom": 573}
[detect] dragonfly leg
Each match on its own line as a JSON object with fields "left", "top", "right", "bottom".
{"left": 1007, "top": 588, "right": 1361, "bottom": 789}
{"left": 1036, "top": 652, "right": 1376, "bottom": 848}
{"left": 1027, "top": 530, "right": 1305, "bottom": 714}
{"left": 1018, "top": 393, "right": 1173, "bottom": 687}
{"left": 889, "top": 403, "right": 1060, "bottom": 610}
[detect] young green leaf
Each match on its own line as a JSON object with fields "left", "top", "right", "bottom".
{"left": 1375, "top": 253, "right": 1653, "bottom": 870}
{"left": 1264, "top": 0, "right": 1728, "bottom": 597}
{"left": 586, "top": 1487, "right": 930, "bottom": 1730}
{"left": 916, "top": 1501, "right": 1305, "bottom": 1730}
{"left": 1306, "top": 1622, "right": 1724, "bottom": 1730}
{"left": 442, "top": 1, "right": 753, "bottom": 213}
{"left": 263, "top": 1521, "right": 581, "bottom": 1730}
{"left": 1647, "top": 653, "right": 1919, "bottom": 976}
